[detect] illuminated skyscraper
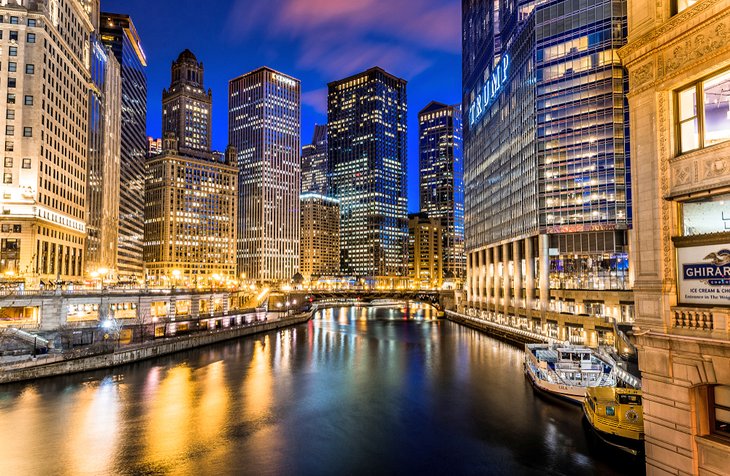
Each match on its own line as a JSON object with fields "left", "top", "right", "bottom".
{"left": 463, "top": 0, "right": 632, "bottom": 335}
{"left": 301, "top": 125, "right": 327, "bottom": 195}
{"left": 408, "top": 213, "right": 443, "bottom": 289}
{"left": 418, "top": 102, "right": 464, "bottom": 283}
{"left": 328, "top": 67, "right": 408, "bottom": 279}
{"left": 300, "top": 194, "right": 340, "bottom": 282}
{"left": 229, "top": 67, "right": 301, "bottom": 282}
{"left": 0, "top": 0, "right": 95, "bottom": 285}
{"left": 162, "top": 49, "right": 212, "bottom": 160}
{"left": 100, "top": 13, "right": 147, "bottom": 282}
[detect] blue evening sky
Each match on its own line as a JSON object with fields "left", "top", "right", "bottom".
{"left": 103, "top": 0, "right": 461, "bottom": 212}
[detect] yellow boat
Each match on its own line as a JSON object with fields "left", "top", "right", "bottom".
{"left": 583, "top": 387, "right": 644, "bottom": 454}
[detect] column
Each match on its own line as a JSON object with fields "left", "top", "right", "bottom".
{"left": 485, "top": 247, "right": 493, "bottom": 316}
{"left": 539, "top": 234, "right": 550, "bottom": 315}
{"left": 493, "top": 247, "right": 501, "bottom": 316}
{"left": 513, "top": 240, "right": 522, "bottom": 310}
{"left": 502, "top": 242, "right": 511, "bottom": 318}
{"left": 466, "top": 253, "right": 473, "bottom": 305}
{"left": 525, "top": 237, "right": 535, "bottom": 312}
{"left": 477, "top": 250, "right": 485, "bottom": 309}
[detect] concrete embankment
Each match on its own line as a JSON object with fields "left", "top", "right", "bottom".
{"left": 0, "top": 314, "right": 311, "bottom": 384}
{"left": 445, "top": 311, "right": 549, "bottom": 346}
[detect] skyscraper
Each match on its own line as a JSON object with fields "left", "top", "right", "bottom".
{"left": 229, "top": 67, "right": 301, "bottom": 282}
{"left": 418, "top": 101, "right": 465, "bottom": 283}
{"left": 100, "top": 13, "right": 147, "bottom": 282}
{"left": 0, "top": 0, "right": 95, "bottom": 286}
{"left": 301, "top": 124, "right": 327, "bottom": 195}
{"left": 463, "top": 0, "right": 632, "bottom": 339}
{"left": 328, "top": 67, "right": 408, "bottom": 280}
{"left": 86, "top": 34, "right": 121, "bottom": 277}
{"left": 408, "top": 213, "right": 443, "bottom": 289}
{"left": 162, "top": 50, "right": 212, "bottom": 160}
{"left": 300, "top": 194, "right": 340, "bottom": 282}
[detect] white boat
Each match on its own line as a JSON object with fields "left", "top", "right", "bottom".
{"left": 524, "top": 343, "right": 618, "bottom": 404}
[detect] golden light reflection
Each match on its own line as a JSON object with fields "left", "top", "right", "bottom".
{"left": 145, "top": 365, "right": 194, "bottom": 464}
{"left": 242, "top": 337, "right": 273, "bottom": 420}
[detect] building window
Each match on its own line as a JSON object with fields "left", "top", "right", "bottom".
{"left": 8, "top": 62, "right": 16, "bottom": 72}
{"left": 23, "top": 127, "right": 31, "bottom": 137}
{"left": 6, "top": 110, "right": 14, "bottom": 120}
{"left": 9, "top": 16, "right": 18, "bottom": 25}
{"left": 5, "top": 126, "right": 14, "bottom": 136}
{"left": 13, "top": 224, "right": 21, "bottom": 233}
{"left": 674, "top": 0, "right": 698, "bottom": 14}
{"left": 7, "top": 94, "right": 15, "bottom": 104}
{"left": 9, "top": 31, "right": 18, "bottom": 41}
{"left": 22, "top": 158, "right": 30, "bottom": 169}
{"left": 5, "top": 141, "right": 13, "bottom": 152}
{"left": 23, "top": 95, "right": 32, "bottom": 106}
{"left": 3, "top": 173, "right": 12, "bottom": 184}
{"left": 26, "top": 33, "right": 35, "bottom": 43}
{"left": 4, "top": 157, "right": 12, "bottom": 168}
{"left": 25, "top": 64, "right": 34, "bottom": 74}
{"left": 8, "top": 46, "right": 17, "bottom": 56}
{"left": 711, "top": 385, "right": 730, "bottom": 439}
{"left": 7, "top": 78, "right": 16, "bottom": 88}
{"left": 27, "top": 19, "right": 36, "bottom": 27}
{"left": 678, "top": 69, "right": 730, "bottom": 153}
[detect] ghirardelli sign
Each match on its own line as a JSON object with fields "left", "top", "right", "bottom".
{"left": 678, "top": 245, "right": 730, "bottom": 305}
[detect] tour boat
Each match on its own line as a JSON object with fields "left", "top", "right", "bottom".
{"left": 583, "top": 387, "right": 644, "bottom": 455}
{"left": 524, "top": 343, "right": 617, "bottom": 404}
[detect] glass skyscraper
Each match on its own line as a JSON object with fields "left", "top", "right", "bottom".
{"left": 301, "top": 124, "right": 328, "bottom": 195}
{"left": 100, "top": 13, "right": 147, "bottom": 282}
{"left": 328, "top": 67, "right": 408, "bottom": 280}
{"left": 418, "top": 102, "right": 465, "bottom": 282}
{"left": 229, "top": 67, "right": 301, "bottom": 282}
{"left": 463, "top": 0, "right": 633, "bottom": 335}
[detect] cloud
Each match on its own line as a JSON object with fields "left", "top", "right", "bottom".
{"left": 225, "top": 0, "right": 459, "bottom": 80}
{"left": 301, "top": 88, "right": 328, "bottom": 115}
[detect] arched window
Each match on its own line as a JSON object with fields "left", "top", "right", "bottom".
{"left": 711, "top": 385, "right": 730, "bottom": 439}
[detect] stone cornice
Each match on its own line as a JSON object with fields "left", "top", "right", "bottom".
{"left": 620, "top": 0, "right": 725, "bottom": 64}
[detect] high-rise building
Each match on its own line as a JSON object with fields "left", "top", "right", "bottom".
{"left": 100, "top": 13, "right": 147, "bottom": 282}
{"left": 86, "top": 34, "right": 121, "bottom": 277}
{"left": 147, "top": 137, "right": 162, "bottom": 158}
{"left": 0, "top": 1, "right": 95, "bottom": 286}
{"left": 621, "top": 0, "right": 730, "bottom": 472}
{"left": 328, "top": 67, "right": 408, "bottom": 280}
{"left": 463, "top": 0, "right": 633, "bottom": 340}
{"left": 418, "top": 101, "right": 465, "bottom": 283}
{"left": 162, "top": 49, "right": 212, "bottom": 160}
{"left": 408, "top": 213, "right": 443, "bottom": 289}
{"left": 144, "top": 135, "right": 237, "bottom": 285}
{"left": 301, "top": 124, "right": 327, "bottom": 195}
{"left": 229, "top": 67, "right": 301, "bottom": 283}
{"left": 300, "top": 193, "right": 340, "bottom": 282}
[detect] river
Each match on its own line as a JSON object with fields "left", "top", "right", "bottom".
{"left": 0, "top": 305, "right": 644, "bottom": 475}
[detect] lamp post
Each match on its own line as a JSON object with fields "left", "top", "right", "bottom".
{"left": 171, "top": 269, "right": 181, "bottom": 290}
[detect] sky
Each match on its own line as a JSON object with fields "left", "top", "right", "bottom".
{"left": 103, "top": 0, "right": 462, "bottom": 212}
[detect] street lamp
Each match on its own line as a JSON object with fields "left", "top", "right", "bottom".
{"left": 171, "top": 269, "right": 181, "bottom": 289}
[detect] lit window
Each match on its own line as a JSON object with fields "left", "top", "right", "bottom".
{"left": 3, "top": 173, "right": 12, "bottom": 184}
{"left": 675, "top": 0, "right": 698, "bottom": 14}
{"left": 711, "top": 385, "right": 730, "bottom": 439}
{"left": 21, "top": 158, "right": 30, "bottom": 169}
{"left": 678, "top": 70, "right": 730, "bottom": 153}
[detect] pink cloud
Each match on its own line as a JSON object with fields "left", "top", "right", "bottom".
{"left": 301, "top": 88, "right": 328, "bottom": 114}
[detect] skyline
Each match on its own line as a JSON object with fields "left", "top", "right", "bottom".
{"left": 103, "top": 0, "right": 462, "bottom": 213}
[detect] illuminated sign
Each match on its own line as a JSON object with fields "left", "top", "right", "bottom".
{"left": 272, "top": 73, "right": 296, "bottom": 87}
{"left": 678, "top": 244, "right": 730, "bottom": 305}
{"left": 469, "top": 54, "right": 510, "bottom": 127}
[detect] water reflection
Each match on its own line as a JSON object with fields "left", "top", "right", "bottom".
{"left": 0, "top": 304, "right": 643, "bottom": 475}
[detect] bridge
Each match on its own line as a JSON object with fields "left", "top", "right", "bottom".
{"left": 274, "top": 289, "right": 458, "bottom": 313}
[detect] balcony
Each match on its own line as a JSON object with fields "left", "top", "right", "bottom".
{"left": 671, "top": 307, "right": 714, "bottom": 331}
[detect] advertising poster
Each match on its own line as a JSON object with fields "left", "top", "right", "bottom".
{"left": 677, "top": 243, "right": 730, "bottom": 305}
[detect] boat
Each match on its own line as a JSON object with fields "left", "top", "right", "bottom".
{"left": 524, "top": 343, "right": 618, "bottom": 404}
{"left": 583, "top": 387, "right": 644, "bottom": 455}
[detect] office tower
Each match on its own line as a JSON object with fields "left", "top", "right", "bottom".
{"left": 86, "top": 35, "right": 122, "bottom": 277}
{"left": 162, "top": 49, "right": 212, "bottom": 160}
{"left": 300, "top": 194, "right": 340, "bottom": 282}
{"left": 301, "top": 124, "right": 328, "bottom": 195}
{"left": 144, "top": 136, "right": 237, "bottom": 285}
{"left": 408, "top": 213, "right": 443, "bottom": 289}
{"left": 147, "top": 137, "right": 162, "bottom": 158}
{"left": 328, "top": 67, "right": 408, "bottom": 281}
{"left": 100, "top": 13, "right": 147, "bottom": 282}
{"left": 463, "top": 0, "right": 632, "bottom": 340}
{"left": 418, "top": 101, "right": 465, "bottom": 283}
{"left": 0, "top": 1, "right": 95, "bottom": 286}
{"left": 229, "top": 67, "right": 301, "bottom": 282}
{"left": 622, "top": 0, "right": 730, "bottom": 472}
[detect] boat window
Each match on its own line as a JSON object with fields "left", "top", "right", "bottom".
{"left": 618, "top": 394, "right": 642, "bottom": 405}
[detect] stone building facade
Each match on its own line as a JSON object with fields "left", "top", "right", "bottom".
{"left": 620, "top": 0, "right": 730, "bottom": 473}
{"left": 299, "top": 193, "right": 340, "bottom": 282}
